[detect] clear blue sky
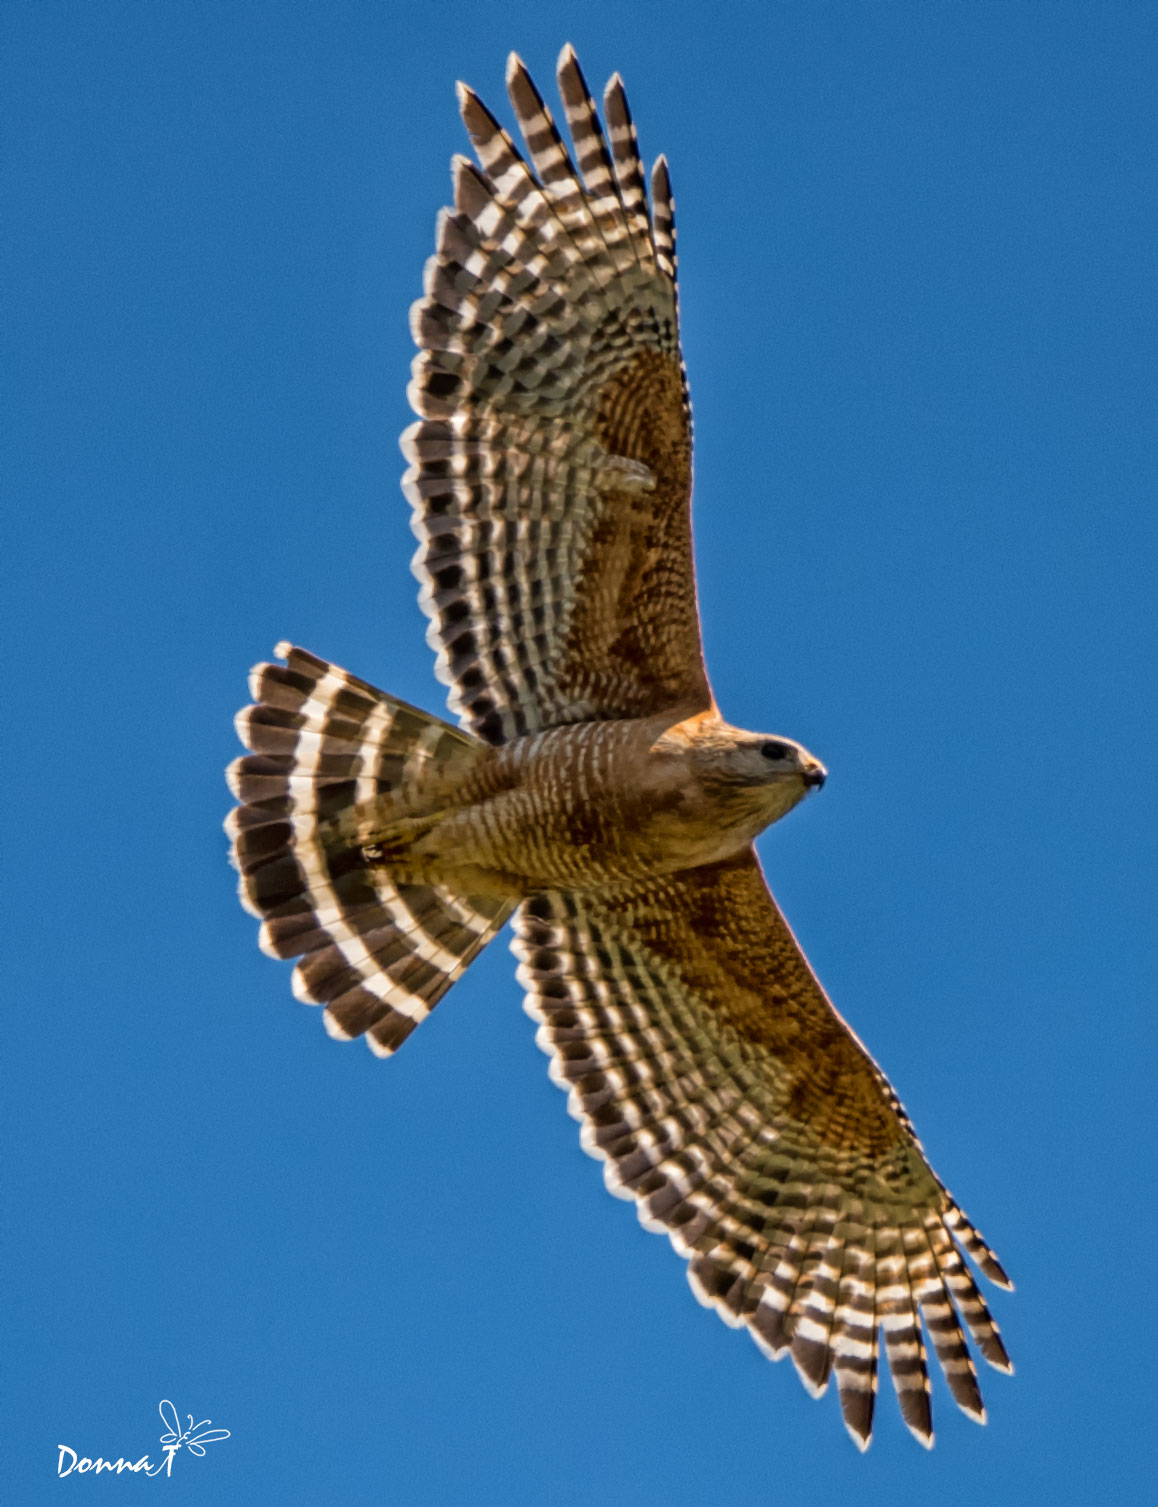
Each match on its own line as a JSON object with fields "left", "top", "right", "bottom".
{"left": 6, "top": 2, "right": 1156, "bottom": 1502}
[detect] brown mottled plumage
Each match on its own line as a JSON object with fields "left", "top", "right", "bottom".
{"left": 226, "top": 45, "right": 1011, "bottom": 1448}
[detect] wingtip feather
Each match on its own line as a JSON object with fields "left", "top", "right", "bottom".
{"left": 236, "top": 875, "right": 262, "bottom": 918}
{"left": 323, "top": 1009, "right": 355, "bottom": 1041}
{"left": 291, "top": 967, "right": 321, "bottom": 1005}
{"left": 791, "top": 1360, "right": 829, "bottom": 1400}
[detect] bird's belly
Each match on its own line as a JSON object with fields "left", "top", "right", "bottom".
{"left": 422, "top": 719, "right": 747, "bottom": 893}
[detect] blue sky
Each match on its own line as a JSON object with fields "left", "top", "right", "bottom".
{"left": 6, "top": 2, "right": 1156, "bottom": 1502}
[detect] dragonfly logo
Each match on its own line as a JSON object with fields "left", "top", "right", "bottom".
{"left": 56, "top": 1399, "right": 230, "bottom": 1478}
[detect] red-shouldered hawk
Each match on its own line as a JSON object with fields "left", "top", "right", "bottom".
{"left": 226, "top": 45, "right": 1012, "bottom": 1448}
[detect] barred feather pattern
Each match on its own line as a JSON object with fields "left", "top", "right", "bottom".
{"left": 227, "top": 645, "right": 512, "bottom": 1055}
{"left": 404, "top": 46, "right": 710, "bottom": 745}
{"left": 225, "top": 48, "right": 1013, "bottom": 1451}
{"left": 512, "top": 857, "right": 1013, "bottom": 1449}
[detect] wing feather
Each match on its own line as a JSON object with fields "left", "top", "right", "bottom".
{"left": 406, "top": 52, "right": 707, "bottom": 745}
{"left": 512, "top": 851, "right": 1011, "bottom": 1446}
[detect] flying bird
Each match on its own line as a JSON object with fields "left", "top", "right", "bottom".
{"left": 226, "top": 45, "right": 1012, "bottom": 1448}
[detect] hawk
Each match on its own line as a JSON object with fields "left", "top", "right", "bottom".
{"left": 226, "top": 45, "right": 1012, "bottom": 1448}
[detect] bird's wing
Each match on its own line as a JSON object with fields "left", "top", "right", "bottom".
{"left": 404, "top": 47, "right": 709, "bottom": 744}
{"left": 512, "top": 850, "right": 1012, "bottom": 1448}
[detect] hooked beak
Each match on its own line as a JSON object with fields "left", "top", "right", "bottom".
{"left": 802, "top": 761, "right": 827, "bottom": 790}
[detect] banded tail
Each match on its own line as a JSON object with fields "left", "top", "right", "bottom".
{"left": 226, "top": 644, "right": 514, "bottom": 1055}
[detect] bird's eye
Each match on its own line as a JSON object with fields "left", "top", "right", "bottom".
{"left": 759, "top": 740, "right": 791, "bottom": 761}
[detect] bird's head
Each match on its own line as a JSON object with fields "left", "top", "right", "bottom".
{"left": 652, "top": 709, "right": 827, "bottom": 833}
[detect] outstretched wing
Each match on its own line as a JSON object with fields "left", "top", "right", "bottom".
{"left": 404, "top": 47, "right": 709, "bottom": 744}
{"left": 512, "top": 851, "right": 1012, "bottom": 1449}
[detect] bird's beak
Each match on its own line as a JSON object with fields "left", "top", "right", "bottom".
{"left": 802, "top": 761, "right": 827, "bottom": 790}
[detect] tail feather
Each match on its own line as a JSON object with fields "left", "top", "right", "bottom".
{"left": 227, "top": 644, "right": 513, "bottom": 1055}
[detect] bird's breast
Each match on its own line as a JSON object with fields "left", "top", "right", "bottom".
{"left": 429, "top": 717, "right": 750, "bottom": 892}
